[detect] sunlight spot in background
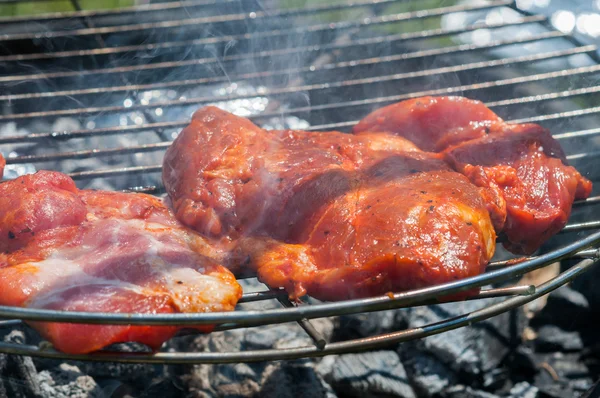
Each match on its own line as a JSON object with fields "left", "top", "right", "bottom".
{"left": 485, "top": 10, "right": 504, "bottom": 25}
{"left": 576, "top": 13, "right": 600, "bottom": 37}
{"left": 471, "top": 29, "right": 492, "bottom": 45}
{"left": 516, "top": 0, "right": 534, "bottom": 10}
{"left": 551, "top": 10, "right": 576, "bottom": 33}
{"left": 534, "top": 0, "right": 551, "bottom": 7}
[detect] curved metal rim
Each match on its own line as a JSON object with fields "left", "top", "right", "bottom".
{"left": 0, "top": 256, "right": 596, "bottom": 364}
{"left": 0, "top": 231, "right": 598, "bottom": 326}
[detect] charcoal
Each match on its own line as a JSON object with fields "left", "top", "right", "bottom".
{"left": 399, "top": 345, "right": 458, "bottom": 397}
{"left": 0, "top": 330, "right": 42, "bottom": 398}
{"left": 581, "top": 380, "right": 600, "bottom": 398}
{"left": 181, "top": 315, "right": 334, "bottom": 397}
{"left": 35, "top": 357, "right": 156, "bottom": 389}
{"left": 534, "top": 325, "right": 584, "bottom": 352}
{"left": 137, "top": 377, "right": 183, "bottom": 398}
{"left": 571, "top": 259, "right": 600, "bottom": 313}
{"left": 332, "top": 309, "right": 410, "bottom": 342}
{"left": 507, "top": 382, "right": 538, "bottom": 398}
{"left": 37, "top": 363, "right": 101, "bottom": 398}
{"left": 531, "top": 286, "right": 591, "bottom": 330}
{"left": 501, "top": 346, "right": 538, "bottom": 384}
{"left": 259, "top": 363, "right": 336, "bottom": 398}
{"left": 318, "top": 351, "right": 416, "bottom": 398}
{"left": 445, "top": 385, "right": 501, "bottom": 398}
{"left": 406, "top": 299, "right": 525, "bottom": 378}
{"left": 542, "top": 352, "right": 592, "bottom": 385}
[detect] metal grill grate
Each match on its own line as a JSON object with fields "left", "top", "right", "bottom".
{"left": 0, "top": 0, "right": 600, "bottom": 364}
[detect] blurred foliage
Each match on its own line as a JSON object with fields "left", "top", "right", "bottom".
{"left": 0, "top": 0, "right": 135, "bottom": 16}
{"left": 280, "top": 0, "right": 458, "bottom": 45}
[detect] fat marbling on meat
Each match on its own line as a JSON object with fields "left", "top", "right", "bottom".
{"left": 0, "top": 171, "right": 242, "bottom": 354}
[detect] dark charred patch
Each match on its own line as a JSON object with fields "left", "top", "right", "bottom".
{"left": 427, "top": 200, "right": 433, "bottom": 203}
{"left": 365, "top": 205, "right": 372, "bottom": 210}
{"left": 323, "top": 230, "right": 330, "bottom": 236}
{"left": 429, "top": 205, "right": 435, "bottom": 211}
{"left": 8, "top": 231, "right": 15, "bottom": 239}
{"left": 466, "top": 222, "right": 472, "bottom": 226}
{"left": 420, "top": 190, "right": 427, "bottom": 194}
{"left": 177, "top": 281, "right": 184, "bottom": 285}
{"left": 409, "top": 169, "right": 419, "bottom": 174}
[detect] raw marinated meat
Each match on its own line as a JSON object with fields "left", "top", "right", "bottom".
{"left": 0, "top": 171, "right": 242, "bottom": 354}
{"left": 164, "top": 107, "right": 496, "bottom": 300}
{"left": 353, "top": 96, "right": 592, "bottom": 254}
{"left": 0, "top": 153, "right": 4, "bottom": 179}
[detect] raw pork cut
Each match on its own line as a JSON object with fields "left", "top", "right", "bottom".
{"left": 0, "top": 171, "right": 242, "bottom": 354}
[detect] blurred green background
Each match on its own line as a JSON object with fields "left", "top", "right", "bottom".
{"left": 0, "top": 0, "right": 451, "bottom": 19}
{"left": 0, "top": 0, "right": 136, "bottom": 16}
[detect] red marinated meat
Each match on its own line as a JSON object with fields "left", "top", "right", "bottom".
{"left": 0, "top": 171, "right": 242, "bottom": 354}
{"left": 445, "top": 123, "right": 592, "bottom": 254}
{"left": 236, "top": 169, "right": 495, "bottom": 301}
{"left": 0, "top": 153, "right": 5, "bottom": 179}
{"left": 353, "top": 96, "right": 592, "bottom": 254}
{"left": 164, "top": 107, "right": 496, "bottom": 300}
{"left": 163, "top": 106, "right": 424, "bottom": 240}
{"left": 352, "top": 96, "right": 504, "bottom": 152}
{"left": 0, "top": 171, "right": 87, "bottom": 253}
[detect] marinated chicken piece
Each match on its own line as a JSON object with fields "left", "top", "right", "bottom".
{"left": 353, "top": 96, "right": 592, "bottom": 254}
{"left": 164, "top": 107, "right": 496, "bottom": 300}
{"left": 0, "top": 171, "right": 242, "bottom": 354}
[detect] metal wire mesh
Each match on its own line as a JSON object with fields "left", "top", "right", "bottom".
{"left": 0, "top": 0, "right": 599, "bottom": 363}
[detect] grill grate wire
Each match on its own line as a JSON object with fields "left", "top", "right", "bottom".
{"left": 0, "top": 0, "right": 599, "bottom": 363}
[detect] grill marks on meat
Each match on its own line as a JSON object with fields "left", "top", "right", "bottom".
{"left": 353, "top": 96, "right": 592, "bottom": 255}
{"left": 164, "top": 106, "right": 497, "bottom": 300}
{"left": 0, "top": 171, "right": 242, "bottom": 354}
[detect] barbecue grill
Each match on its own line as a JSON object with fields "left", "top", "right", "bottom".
{"left": 0, "top": 0, "right": 599, "bottom": 365}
